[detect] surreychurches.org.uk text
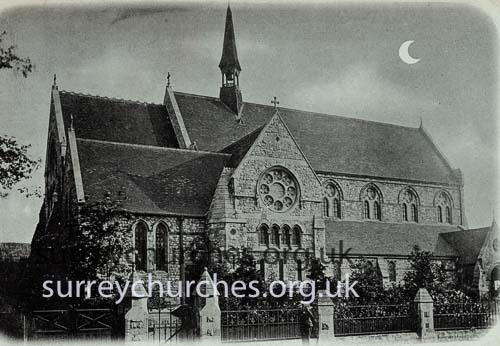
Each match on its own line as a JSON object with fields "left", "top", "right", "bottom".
{"left": 41, "top": 273, "right": 359, "bottom": 304}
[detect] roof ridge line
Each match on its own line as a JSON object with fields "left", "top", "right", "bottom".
{"left": 59, "top": 89, "right": 163, "bottom": 106}
{"left": 76, "top": 138, "right": 232, "bottom": 157}
{"left": 173, "top": 90, "right": 419, "bottom": 130}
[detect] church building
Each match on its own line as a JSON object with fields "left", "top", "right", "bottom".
{"left": 32, "top": 6, "right": 499, "bottom": 297}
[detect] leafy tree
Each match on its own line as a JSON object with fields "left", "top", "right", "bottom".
{"left": 0, "top": 135, "right": 40, "bottom": 198}
{"left": 402, "top": 245, "right": 460, "bottom": 299}
{"left": 64, "top": 199, "right": 133, "bottom": 281}
{"left": 307, "top": 257, "right": 328, "bottom": 290}
{"left": 0, "top": 31, "right": 33, "bottom": 77}
{"left": 347, "top": 258, "right": 384, "bottom": 303}
{"left": 1, "top": 31, "right": 38, "bottom": 198}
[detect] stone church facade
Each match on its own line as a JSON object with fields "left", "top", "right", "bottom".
{"left": 32, "top": 6, "right": 499, "bottom": 298}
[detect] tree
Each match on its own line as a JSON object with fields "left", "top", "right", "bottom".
{"left": 0, "top": 135, "right": 40, "bottom": 198}
{"left": 307, "top": 257, "right": 328, "bottom": 290}
{"left": 64, "top": 199, "right": 133, "bottom": 281}
{"left": 0, "top": 31, "right": 33, "bottom": 77}
{"left": 402, "top": 245, "right": 460, "bottom": 300}
{"left": 348, "top": 258, "right": 386, "bottom": 303}
{"left": 1, "top": 31, "right": 38, "bottom": 198}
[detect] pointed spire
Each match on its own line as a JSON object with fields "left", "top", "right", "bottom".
{"left": 219, "top": 5, "right": 241, "bottom": 73}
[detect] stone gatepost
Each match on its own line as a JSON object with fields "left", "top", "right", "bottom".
{"left": 125, "top": 272, "right": 149, "bottom": 342}
{"left": 317, "top": 291, "right": 335, "bottom": 338}
{"left": 198, "top": 268, "right": 221, "bottom": 342}
{"left": 413, "top": 288, "right": 436, "bottom": 340}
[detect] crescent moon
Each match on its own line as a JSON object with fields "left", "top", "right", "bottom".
{"left": 399, "top": 40, "right": 420, "bottom": 65}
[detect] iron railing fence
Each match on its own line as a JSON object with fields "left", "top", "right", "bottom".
{"left": 434, "top": 301, "right": 498, "bottom": 331}
{"left": 28, "top": 307, "right": 118, "bottom": 340}
{"left": 333, "top": 304, "right": 417, "bottom": 336}
{"left": 221, "top": 308, "right": 302, "bottom": 342}
{"left": 147, "top": 306, "right": 197, "bottom": 343}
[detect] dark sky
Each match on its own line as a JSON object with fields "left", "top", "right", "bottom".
{"left": 0, "top": 1, "right": 498, "bottom": 242}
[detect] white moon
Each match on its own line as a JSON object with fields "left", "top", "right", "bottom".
{"left": 399, "top": 40, "right": 420, "bottom": 64}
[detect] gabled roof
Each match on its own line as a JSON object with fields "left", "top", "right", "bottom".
{"left": 439, "top": 226, "right": 491, "bottom": 264}
{"left": 59, "top": 91, "right": 179, "bottom": 148}
{"left": 76, "top": 138, "right": 231, "bottom": 216}
{"left": 324, "top": 219, "right": 460, "bottom": 257}
{"left": 57, "top": 89, "right": 461, "bottom": 185}
{"left": 176, "top": 93, "right": 461, "bottom": 185}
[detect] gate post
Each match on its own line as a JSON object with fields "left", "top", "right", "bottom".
{"left": 125, "top": 272, "right": 149, "bottom": 342}
{"left": 317, "top": 290, "right": 335, "bottom": 338}
{"left": 198, "top": 268, "right": 221, "bottom": 342}
{"left": 414, "top": 288, "right": 437, "bottom": 340}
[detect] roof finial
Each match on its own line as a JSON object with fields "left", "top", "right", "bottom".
{"left": 419, "top": 116, "right": 423, "bottom": 128}
{"left": 271, "top": 96, "right": 280, "bottom": 110}
{"left": 167, "top": 72, "right": 171, "bottom": 88}
{"left": 52, "top": 74, "right": 58, "bottom": 90}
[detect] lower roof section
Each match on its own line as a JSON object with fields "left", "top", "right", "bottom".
{"left": 324, "top": 219, "right": 461, "bottom": 258}
{"left": 76, "top": 138, "right": 231, "bottom": 216}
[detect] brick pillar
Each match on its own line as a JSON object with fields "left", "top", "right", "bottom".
{"left": 317, "top": 291, "right": 334, "bottom": 338}
{"left": 198, "top": 268, "right": 221, "bottom": 341}
{"left": 413, "top": 288, "right": 436, "bottom": 340}
{"left": 125, "top": 272, "right": 149, "bottom": 342}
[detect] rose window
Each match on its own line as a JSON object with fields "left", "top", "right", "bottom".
{"left": 258, "top": 167, "right": 299, "bottom": 212}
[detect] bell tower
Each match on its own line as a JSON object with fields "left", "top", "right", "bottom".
{"left": 219, "top": 5, "right": 243, "bottom": 115}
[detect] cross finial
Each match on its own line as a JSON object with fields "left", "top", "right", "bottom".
{"left": 271, "top": 96, "right": 279, "bottom": 110}
{"left": 167, "top": 72, "right": 171, "bottom": 87}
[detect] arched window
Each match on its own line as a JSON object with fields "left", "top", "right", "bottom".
{"left": 270, "top": 224, "right": 280, "bottom": 247}
{"left": 155, "top": 223, "right": 168, "bottom": 271}
{"left": 400, "top": 188, "right": 419, "bottom": 223}
{"left": 388, "top": 261, "right": 396, "bottom": 282}
{"left": 292, "top": 225, "right": 301, "bottom": 247}
{"left": 134, "top": 221, "right": 148, "bottom": 271}
{"left": 281, "top": 225, "right": 291, "bottom": 247}
{"left": 435, "top": 191, "right": 452, "bottom": 224}
{"left": 297, "top": 260, "right": 303, "bottom": 281}
{"left": 446, "top": 206, "right": 452, "bottom": 224}
{"left": 374, "top": 201, "right": 381, "bottom": 221}
{"left": 362, "top": 185, "right": 382, "bottom": 221}
{"left": 411, "top": 204, "right": 418, "bottom": 223}
{"left": 402, "top": 204, "right": 408, "bottom": 222}
{"left": 279, "top": 259, "right": 284, "bottom": 281}
{"left": 259, "top": 224, "right": 269, "bottom": 246}
{"left": 324, "top": 182, "right": 342, "bottom": 219}
{"left": 333, "top": 199, "right": 341, "bottom": 218}
{"left": 364, "top": 201, "right": 370, "bottom": 219}
{"left": 323, "top": 198, "right": 329, "bottom": 217}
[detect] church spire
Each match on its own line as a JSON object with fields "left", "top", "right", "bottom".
{"left": 219, "top": 5, "right": 243, "bottom": 115}
{"left": 219, "top": 5, "right": 241, "bottom": 77}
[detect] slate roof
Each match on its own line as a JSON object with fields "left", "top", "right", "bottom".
{"left": 175, "top": 93, "right": 461, "bottom": 185}
{"left": 76, "top": 138, "right": 231, "bottom": 216}
{"left": 59, "top": 91, "right": 178, "bottom": 148}
{"left": 58, "top": 89, "right": 461, "bottom": 185}
{"left": 324, "top": 219, "right": 460, "bottom": 257}
{"left": 439, "top": 226, "right": 491, "bottom": 264}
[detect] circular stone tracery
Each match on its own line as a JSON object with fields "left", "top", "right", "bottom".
{"left": 258, "top": 167, "right": 299, "bottom": 212}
